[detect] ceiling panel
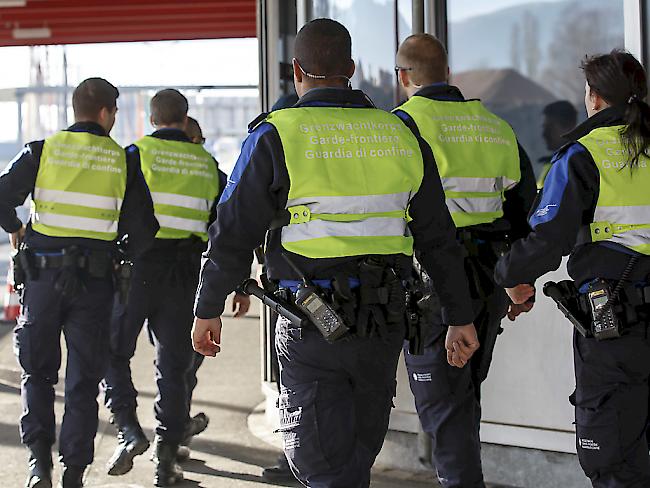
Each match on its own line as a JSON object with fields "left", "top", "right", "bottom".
{"left": 0, "top": 0, "right": 256, "bottom": 46}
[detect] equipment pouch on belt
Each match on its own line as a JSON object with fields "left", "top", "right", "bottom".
{"left": 355, "top": 255, "right": 408, "bottom": 339}
{"left": 543, "top": 280, "right": 591, "bottom": 337}
{"left": 10, "top": 248, "right": 26, "bottom": 293}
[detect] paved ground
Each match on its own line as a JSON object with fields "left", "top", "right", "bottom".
{"left": 0, "top": 242, "right": 438, "bottom": 487}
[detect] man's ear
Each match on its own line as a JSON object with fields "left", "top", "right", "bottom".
{"left": 292, "top": 58, "right": 303, "bottom": 84}
{"left": 149, "top": 114, "right": 156, "bottom": 128}
{"left": 446, "top": 67, "right": 451, "bottom": 83}
{"left": 347, "top": 59, "right": 356, "bottom": 79}
{"left": 98, "top": 106, "right": 108, "bottom": 123}
{"left": 398, "top": 68, "right": 410, "bottom": 89}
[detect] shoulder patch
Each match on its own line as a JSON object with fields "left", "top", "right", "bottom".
{"left": 248, "top": 112, "right": 270, "bottom": 132}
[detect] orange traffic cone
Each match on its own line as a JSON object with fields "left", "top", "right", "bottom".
{"left": 3, "top": 266, "right": 20, "bottom": 322}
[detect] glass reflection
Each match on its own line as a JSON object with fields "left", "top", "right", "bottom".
{"left": 448, "top": 0, "right": 624, "bottom": 176}
{"left": 311, "top": 0, "right": 412, "bottom": 110}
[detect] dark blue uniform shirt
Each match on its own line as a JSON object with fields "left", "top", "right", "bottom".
{"left": 195, "top": 87, "right": 474, "bottom": 325}
{"left": 0, "top": 121, "right": 158, "bottom": 257}
{"left": 494, "top": 105, "right": 650, "bottom": 288}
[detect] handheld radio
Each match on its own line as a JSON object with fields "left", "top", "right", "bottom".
{"left": 588, "top": 279, "right": 621, "bottom": 340}
{"left": 283, "top": 253, "right": 349, "bottom": 343}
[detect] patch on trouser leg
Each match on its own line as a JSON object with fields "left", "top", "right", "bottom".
{"left": 283, "top": 431, "right": 300, "bottom": 450}
{"left": 412, "top": 372, "right": 432, "bottom": 382}
{"left": 277, "top": 381, "right": 331, "bottom": 476}
{"left": 575, "top": 406, "right": 622, "bottom": 478}
{"left": 578, "top": 437, "right": 601, "bottom": 451}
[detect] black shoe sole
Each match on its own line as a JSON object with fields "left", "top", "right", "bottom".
{"left": 107, "top": 440, "right": 150, "bottom": 476}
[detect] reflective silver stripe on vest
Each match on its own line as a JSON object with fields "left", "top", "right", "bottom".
{"left": 33, "top": 188, "right": 122, "bottom": 210}
{"left": 151, "top": 192, "right": 210, "bottom": 212}
{"left": 445, "top": 196, "right": 502, "bottom": 214}
{"left": 156, "top": 214, "right": 207, "bottom": 233}
{"left": 282, "top": 217, "right": 407, "bottom": 243}
{"left": 31, "top": 212, "right": 118, "bottom": 234}
{"left": 607, "top": 229, "right": 650, "bottom": 247}
{"left": 594, "top": 205, "right": 650, "bottom": 224}
{"left": 441, "top": 176, "right": 518, "bottom": 193}
{"left": 286, "top": 192, "right": 411, "bottom": 214}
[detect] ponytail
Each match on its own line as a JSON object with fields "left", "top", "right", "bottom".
{"left": 582, "top": 50, "right": 650, "bottom": 169}
{"left": 622, "top": 96, "right": 650, "bottom": 168}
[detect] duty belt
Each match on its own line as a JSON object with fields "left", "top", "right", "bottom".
{"left": 30, "top": 247, "right": 114, "bottom": 278}
{"left": 615, "top": 282, "right": 650, "bottom": 307}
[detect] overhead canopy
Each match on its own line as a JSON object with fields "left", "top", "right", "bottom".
{"left": 0, "top": 0, "right": 256, "bottom": 46}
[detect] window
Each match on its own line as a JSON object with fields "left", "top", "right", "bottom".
{"left": 448, "top": 0, "right": 625, "bottom": 175}
{"left": 310, "top": 0, "right": 413, "bottom": 110}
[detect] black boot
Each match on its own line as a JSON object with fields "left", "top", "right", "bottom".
{"left": 59, "top": 465, "right": 84, "bottom": 488}
{"left": 106, "top": 409, "right": 149, "bottom": 476}
{"left": 153, "top": 436, "right": 183, "bottom": 486}
{"left": 184, "top": 412, "right": 209, "bottom": 440}
{"left": 25, "top": 440, "right": 53, "bottom": 488}
{"left": 262, "top": 454, "right": 295, "bottom": 483}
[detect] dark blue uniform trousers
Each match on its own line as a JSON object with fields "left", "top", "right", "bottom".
{"left": 185, "top": 352, "right": 204, "bottom": 415}
{"left": 404, "top": 288, "right": 509, "bottom": 488}
{"left": 103, "top": 262, "right": 196, "bottom": 444}
{"left": 14, "top": 269, "right": 113, "bottom": 467}
{"left": 572, "top": 322, "right": 650, "bottom": 488}
{"left": 275, "top": 316, "right": 403, "bottom": 488}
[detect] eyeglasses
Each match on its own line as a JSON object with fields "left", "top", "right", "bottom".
{"left": 394, "top": 66, "right": 413, "bottom": 74}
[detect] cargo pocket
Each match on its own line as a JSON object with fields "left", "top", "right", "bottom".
{"left": 277, "top": 381, "right": 331, "bottom": 475}
{"left": 13, "top": 322, "right": 32, "bottom": 374}
{"left": 575, "top": 404, "right": 622, "bottom": 478}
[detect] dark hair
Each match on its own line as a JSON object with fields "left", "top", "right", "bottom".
{"left": 543, "top": 100, "right": 578, "bottom": 128}
{"left": 185, "top": 116, "right": 202, "bottom": 140}
{"left": 582, "top": 50, "right": 650, "bottom": 168}
{"left": 397, "top": 33, "right": 448, "bottom": 85}
{"left": 294, "top": 18, "right": 352, "bottom": 77}
{"left": 150, "top": 88, "right": 188, "bottom": 126}
{"left": 72, "top": 77, "right": 119, "bottom": 120}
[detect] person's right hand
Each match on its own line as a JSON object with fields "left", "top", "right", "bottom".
{"left": 507, "top": 301, "right": 534, "bottom": 321}
{"left": 192, "top": 316, "right": 222, "bottom": 356}
{"left": 445, "top": 323, "right": 480, "bottom": 368}
{"left": 9, "top": 225, "right": 25, "bottom": 251}
{"left": 506, "top": 284, "right": 535, "bottom": 304}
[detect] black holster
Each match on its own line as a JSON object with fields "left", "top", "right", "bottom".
{"left": 356, "top": 256, "right": 408, "bottom": 340}
{"left": 114, "top": 260, "right": 133, "bottom": 305}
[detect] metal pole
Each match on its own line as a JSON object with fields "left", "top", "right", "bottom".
{"left": 424, "top": 0, "right": 448, "bottom": 48}
{"left": 17, "top": 92, "right": 23, "bottom": 146}
{"left": 296, "top": 0, "right": 312, "bottom": 29}
{"left": 413, "top": 0, "right": 425, "bottom": 34}
{"left": 62, "top": 46, "right": 69, "bottom": 128}
{"left": 394, "top": 0, "right": 401, "bottom": 105}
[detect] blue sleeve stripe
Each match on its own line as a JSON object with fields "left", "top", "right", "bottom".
{"left": 529, "top": 143, "right": 586, "bottom": 228}
{"left": 219, "top": 122, "right": 273, "bottom": 204}
{"left": 393, "top": 109, "right": 411, "bottom": 123}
